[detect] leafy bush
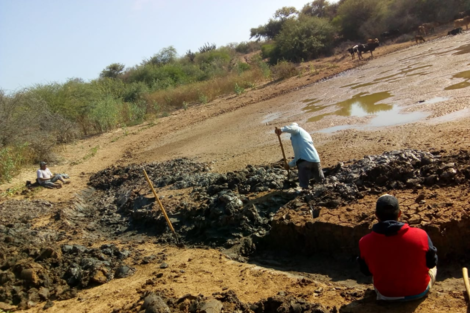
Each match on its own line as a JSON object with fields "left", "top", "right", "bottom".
{"left": 234, "top": 83, "right": 245, "bottom": 95}
{"left": 199, "top": 43, "right": 217, "bottom": 53}
{"left": 100, "top": 63, "right": 125, "bottom": 78}
{"left": 273, "top": 16, "right": 337, "bottom": 63}
{"left": 235, "top": 41, "right": 262, "bottom": 54}
{"left": 0, "top": 143, "right": 32, "bottom": 183}
{"left": 271, "top": 60, "right": 299, "bottom": 80}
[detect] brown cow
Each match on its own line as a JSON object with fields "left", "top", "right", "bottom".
{"left": 367, "top": 38, "right": 379, "bottom": 44}
{"left": 454, "top": 16, "right": 470, "bottom": 30}
{"left": 418, "top": 26, "right": 426, "bottom": 36}
{"left": 415, "top": 35, "right": 426, "bottom": 43}
{"left": 421, "top": 22, "right": 438, "bottom": 34}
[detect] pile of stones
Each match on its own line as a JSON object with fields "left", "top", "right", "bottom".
{"left": 118, "top": 290, "right": 334, "bottom": 313}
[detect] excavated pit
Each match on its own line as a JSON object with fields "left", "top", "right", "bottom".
{"left": 1, "top": 149, "right": 470, "bottom": 308}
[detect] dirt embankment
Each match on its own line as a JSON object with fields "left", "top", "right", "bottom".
{"left": 2, "top": 148, "right": 469, "bottom": 312}
{"left": 1, "top": 24, "right": 470, "bottom": 313}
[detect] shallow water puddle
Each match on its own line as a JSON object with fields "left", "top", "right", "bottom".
{"left": 421, "top": 97, "right": 450, "bottom": 104}
{"left": 302, "top": 99, "right": 327, "bottom": 113}
{"left": 445, "top": 70, "right": 470, "bottom": 90}
{"left": 307, "top": 92, "right": 393, "bottom": 123}
{"left": 308, "top": 92, "right": 428, "bottom": 132}
{"left": 262, "top": 112, "right": 282, "bottom": 124}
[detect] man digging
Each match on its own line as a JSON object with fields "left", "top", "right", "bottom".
{"left": 37, "top": 161, "right": 70, "bottom": 189}
{"left": 275, "top": 122, "right": 324, "bottom": 191}
{"left": 358, "top": 194, "right": 438, "bottom": 301}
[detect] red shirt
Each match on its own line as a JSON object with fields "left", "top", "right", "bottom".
{"left": 359, "top": 223, "right": 431, "bottom": 297}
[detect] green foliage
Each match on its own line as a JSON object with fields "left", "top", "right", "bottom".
{"left": 198, "top": 93, "right": 208, "bottom": 104}
{"left": 89, "top": 96, "right": 122, "bottom": 132}
{"left": 0, "top": 143, "right": 30, "bottom": 183}
{"left": 274, "top": 6, "right": 299, "bottom": 19}
{"left": 100, "top": 63, "right": 125, "bottom": 78}
{"left": 199, "top": 42, "right": 217, "bottom": 53}
{"left": 301, "top": 0, "right": 338, "bottom": 19}
{"left": 235, "top": 41, "right": 261, "bottom": 54}
{"left": 273, "top": 16, "right": 337, "bottom": 63}
{"left": 146, "top": 46, "right": 177, "bottom": 66}
{"left": 234, "top": 83, "right": 245, "bottom": 95}
{"left": 261, "top": 43, "right": 278, "bottom": 60}
{"left": 271, "top": 60, "right": 299, "bottom": 80}
{"left": 250, "top": 19, "right": 284, "bottom": 40}
{"left": 237, "top": 63, "right": 251, "bottom": 74}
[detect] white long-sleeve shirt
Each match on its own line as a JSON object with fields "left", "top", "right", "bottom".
{"left": 281, "top": 123, "right": 320, "bottom": 167}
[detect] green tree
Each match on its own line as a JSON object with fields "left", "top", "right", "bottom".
{"left": 274, "top": 6, "right": 299, "bottom": 19}
{"left": 147, "top": 46, "right": 177, "bottom": 66}
{"left": 250, "top": 7, "right": 298, "bottom": 40}
{"left": 100, "top": 63, "right": 125, "bottom": 78}
{"left": 273, "top": 16, "right": 337, "bottom": 63}
{"left": 334, "top": 0, "right": 382, "bottom": 40}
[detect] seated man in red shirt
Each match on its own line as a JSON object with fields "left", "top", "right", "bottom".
{"left": 358, "top": 194, "right": 438, "bottom": 301}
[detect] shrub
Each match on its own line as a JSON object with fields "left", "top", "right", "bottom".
{"left": 271, "top": 60, "right": 299, "bottom": 80}
{"left": 234, "top": 83, "right": 245, "bottom": 95}
{"left": 273, "top": 16, "right": 337, "bottom": 63}
{"left": 0, "top": 143, "right": 32, "bottom": 183}
{"left": 261, "top": 43, "right": 277, "bottom": 60}
{"left": 235, "top": 41, "right": 262, "bottom": 54}
{"left": 100, "top": 63, "right": 125, "bottom": 78}
{"left": 237, "top": 63, "right": 251, "bottom": 74}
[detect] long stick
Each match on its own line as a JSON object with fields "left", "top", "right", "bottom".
{"left": 275, "top": 127, "right": 290, "bottom": 178}
{"left": 143, "top": 169, "right": 179, "bottom": 243}
{"left": 463, "top": 267, "right": 470, "bottom": 301}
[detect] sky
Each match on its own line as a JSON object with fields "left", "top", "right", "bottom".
{"left": 0, "top": 0, "right": 338, "bottom": 93}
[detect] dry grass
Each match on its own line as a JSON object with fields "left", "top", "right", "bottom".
{"left": 145, "top": 69, "right": 265, "bottom": 111}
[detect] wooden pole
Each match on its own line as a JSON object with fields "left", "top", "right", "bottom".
{"left": 142, "top": 168, "right": 179, "bottom": 243}
{"left": 463, "top": 267, "right": 470, "bottom": 301}
{"left": 275, "top": 127, "right": 290, "bottom": 178}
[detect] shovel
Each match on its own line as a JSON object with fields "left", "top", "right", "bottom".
{"left": 275, "top": 127, "right": 290, "bottom": 179}
{"left": 463, "top": 267, "right": 470, "bottom": 302}
{"left": 143, "top": 168, "right": 183, "bottom": 247}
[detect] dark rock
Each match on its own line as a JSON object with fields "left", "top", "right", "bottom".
{"left": 200, "top": 298, "right": 223, "bottom": 313}
{"left": 142, "top": 293, "right": 171, "bottom": 313}
{"left": 115, "top": 265, "right": 136, "bottom": 278}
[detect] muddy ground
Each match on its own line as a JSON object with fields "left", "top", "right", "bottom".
{"left": 1, "top": 24, "right": 470, "bottom": 313}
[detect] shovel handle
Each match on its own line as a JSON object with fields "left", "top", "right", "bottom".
{"left": 275, "top": 127, "right": 290, "bottom": 178}
{"left": 143, "top": 168, "right": 176, "bottom": 235}
{"left": 463, "top": 267, "right": 470, "bottom": 301}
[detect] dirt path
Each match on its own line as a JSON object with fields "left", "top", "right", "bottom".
{"left": 2, "top": 25, "right": 470, "bottom": 313}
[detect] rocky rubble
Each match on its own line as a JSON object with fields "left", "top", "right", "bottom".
{"left": 0, "top": 200, "right": 135, "bottom": 309}
{"left": 1, "top": 149, "right": 469, "bottom": 310}
{"left": 117, "top": 290, "right": 334, "bottom": 313}
{"left": 85, "top": 150, "right": 470, "bottom": 259}
{"left": 268, "top": 149, "right": 470, "bottom": 257}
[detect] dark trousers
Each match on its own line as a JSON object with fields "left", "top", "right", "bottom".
{"left": 297, "top": 161, "right": 324, "bottom": 188}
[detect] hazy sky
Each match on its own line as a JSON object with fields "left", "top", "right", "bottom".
{"left": 0, "top": 0, "right": 339, "bottom": 93}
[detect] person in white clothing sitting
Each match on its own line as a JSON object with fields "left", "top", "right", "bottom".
{"left": 37, "top": 161, "right": 69, "bottom": 189}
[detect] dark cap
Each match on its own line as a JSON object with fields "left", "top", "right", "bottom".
{"left": 40, "top": 161, "right": 47, "bottom": 166}
{"left": 376, "top": 194, "right": 400, "bottom": 220}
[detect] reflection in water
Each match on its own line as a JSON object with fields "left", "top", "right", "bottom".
{"left": 445, "top": 70, "right": 470, "bottom": 90}
{"left": 302, "top": 98, "right": 318, "bottom": 103}
{"left": 302, "top": 99, "right": 328, "bottom": 113}
{"left": 453, "top": 44, "right": 470, "bottom": 55}
{"left": 351, "top": 82, "right": 377, "bottom": 89}
{"left": 262, "top": 112, "right": 282, "bottom": 124}
{"left": 340, "top": 83, "right": 359, "bottom": 88}
{"left": 307, "top": 92, "right": 393, "bottom": 123}
{"left": 318, "top": 106, "right": 428, "bottom": 133}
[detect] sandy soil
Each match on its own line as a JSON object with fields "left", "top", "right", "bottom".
{"left": 2, "top": 24, "right": 470, "bottom": 312}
